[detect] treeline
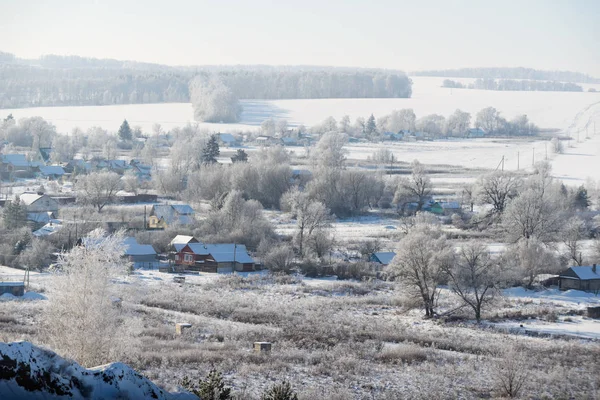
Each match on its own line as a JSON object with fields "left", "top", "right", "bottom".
{"left": 442, "top": 78, "right": 583, "bottom": 92}
{"left": 415, "top": 67, "right": 599, "bottom": 83}
{"left": 0, "top": 52, "right": 412, "bottom": 110}
{"left": 189, "top": 70, "right": 412, "bottom": 122}
{"left": 0, "top": 64, "right": 190, "bottom": 108}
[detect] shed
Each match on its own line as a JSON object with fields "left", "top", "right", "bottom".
{"left": 123, "top": 237, "right": 158, "bottom": 269}
{"left": 559, "top": 265, "right": 600, "bottom": 293}
{"left": 0, "top": 282, "right": 25, "bottom": 297}
{"left": 38, "top": 165, "right": 66, "bottom": 180}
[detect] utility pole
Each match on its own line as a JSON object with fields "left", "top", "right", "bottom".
{"left": 517, "top": 151, "right": 520, "bottom": 170}
{"left": 532, "top": 147, "right": 535, "bottom": 167}
{"left": 502, "top": 156, "right": 504, "bottom": 171}
{"left": 545, "top": 143, "right": 548, "bottom": 161}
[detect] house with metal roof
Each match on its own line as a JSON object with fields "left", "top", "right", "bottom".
{"left": 559, "top": 265, "right": 600, "bottom": 293}
{"left": 38, "top": 165, "right": 66, "bottom": 180}
{"left": 370, "top": 251, "right": 397, "bottom": 266}
{"left": 148, "top": 204, "right": 195, "bottom": 229}
{"left": 123, "top": 237, "right": 158, "bottom": 269}
{"left": 175, "top": 242, "right": 255, "bottom": 273}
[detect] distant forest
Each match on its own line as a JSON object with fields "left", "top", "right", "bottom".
{"left": 415, "top": 67, "right": 599, "bottom": 84}
{"left": 442, "top": 78, "right": 584, "bottom": 92}
{"left": 0, "top": 52, "right": 412, "bottom": 109}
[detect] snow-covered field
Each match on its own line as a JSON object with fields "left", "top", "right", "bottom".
{"left": 2, "top": 77, "right": 599, "bottom": 135}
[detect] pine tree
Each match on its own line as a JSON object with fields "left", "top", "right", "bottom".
{"left": 366, "top": 114, "right": 377, "bottom": 135}
{"left": 202, "top": 134, "right": 220, "bottom": 164}
{"left": 118, "top": 119, "right": 132, "bottom": 141}
{"left": 231, "top": 149, "right": 248, "bottom": 163}
{"left": 2, "top": 197, "right": 27, "bottom": 229}
{"left": 261, "top": 381, "right": 299, "bottom": 400}
{"left": 180, "top": 370, "right": 232, "bottom": 400}
{"left": 573, "top": 185, "right": 590, "bottom": 210}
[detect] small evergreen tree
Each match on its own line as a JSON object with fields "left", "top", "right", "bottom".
{"left": 202, "top": 134, "right": 220, "bottom": 164}
{"left": 366, "top": 114, "right": 377, "bottom": 135}
{"left": 118, "top": 119, "right": 132, "bottom": 141}
{"left": 180, "top": 370, "right": 232, "bottom": 400}
{"left": 261, "top": 381, "right": 299, "bottom": 400}
{"left": 573, "top": 185, "right": 590, "bottom": 211}
{"left": 231, "top": 149, "right": 248, "bottom": 163}
{"left": 3, "top": 197, "right": 27, "bottom": 229}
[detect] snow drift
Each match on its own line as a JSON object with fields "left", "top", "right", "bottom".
{"left": 0, "top": 341, "right": 196, "bottom": 400}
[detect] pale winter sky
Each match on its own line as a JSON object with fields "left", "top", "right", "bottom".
{"left": 1, "top": 0, "right": 599, "bottom": 76}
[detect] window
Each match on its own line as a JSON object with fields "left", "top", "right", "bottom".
{"left": 184, "top": 254, "right": 193, "bottom": 262}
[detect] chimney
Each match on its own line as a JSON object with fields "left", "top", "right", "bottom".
{"left": 593, "top": 264, "right": 597, "bottom": 274}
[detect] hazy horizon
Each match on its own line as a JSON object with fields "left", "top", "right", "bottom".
{"left": 1, "top": 0, "right": 599, "bottom": 76}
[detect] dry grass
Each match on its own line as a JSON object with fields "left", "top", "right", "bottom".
{"left": 2, "top": 277, "right": 600, "bottom": 399}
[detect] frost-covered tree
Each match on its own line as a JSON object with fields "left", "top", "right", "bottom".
{"left": 446, "top": 109, "right": 471, "bottom": 136}
{"left": 475, "top": 171, "right": 521, "bottom": 215}
{"left": 2, "top": 196, "right": 27, "bottom": 229}
{"left": 475, "top": 107, "right": 501, "bottom": 133}
{"left": 561, "top": 216, "right": 588, "bottom": 266}
{"left": 76, "top": 171, "right": 122, "bottom": 212}
{"left": 386, "top": 225, "right": 453, "bottom": 317}
{"left": 504, "top": 238, "right": 561, "bottom": 288}
{"left": 190, "top": 75, "right": 242, "bottom": 123}
{"left": 45, "top": 229, "right": 128, "bottom": 367}
{"left": 311, "top": 132, "right": 348, "bottom": 169}
{"left": 394, "top": 160, "right": 432, "bottom": 212}
{"left": 445, "top": 244, "right": 500, "bottom": 321}
{"left": 284, "top": 188, "right": 332, "bottom": 257}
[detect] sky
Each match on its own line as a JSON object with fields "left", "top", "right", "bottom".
{"left": 1, "top": 0, "right": 599, "bottom": 76}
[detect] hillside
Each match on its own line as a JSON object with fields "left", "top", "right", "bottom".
{"left": 0, "top": 341, "right": 196, "bottom": 400}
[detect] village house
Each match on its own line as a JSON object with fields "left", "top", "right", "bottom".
{"left": 174, "top": 242, "right": 255, "bottom": 273}
{"left": 467, "top": 128, "right": 486, "bottom": 138}
{"left": 123, "top": 237, "right": 158, "bottom": 269}
{"left": 37, "top": 165, "right": 66, "bottom": 180}
{"left": 20, "top": 192, "right": 60, "bottom": 224}
{"left": 370, "top": 251, "right": 396, "bottom": 266}
{"left": 0, "top": 154, "right": 43, "bottom": 179}
{"left": 218, "top": 133, "right": 238, "bottom": 147}
{"left": 147, "top": 204, "right": 195, "bottom": 229}
{"left": 559, "top": 265, "right": 600, "bottom": 293}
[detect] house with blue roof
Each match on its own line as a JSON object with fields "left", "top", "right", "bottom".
{"left": 559, "top": 265, "right": 600, "bottom": 293}
{"left": 370, "top": 251, "right": 397, "bottom": 266}
{"left": 148, "top": 204, "right": 195, "bottom": 229}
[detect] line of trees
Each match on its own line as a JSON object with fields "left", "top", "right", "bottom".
{"left": 0, "top": 52, "right": 412, "bottom": 109}
{"left": 415, "top": 67, "right": 599, "bottom": 83}
{"left": 442, "top": 78, "right": 583, "bottom": 92}
{"left": 304, "top": 106, "right": 537, "bottom": 139}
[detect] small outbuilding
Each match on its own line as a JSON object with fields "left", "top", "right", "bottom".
{"left": 370, "top": 252, "right": 397, "bottom": 266}
{"left": 0, "top": 282, "right": 25, "bottom": 297}
{"left": 559, "top": 265, "right": 600, "bottom": 293}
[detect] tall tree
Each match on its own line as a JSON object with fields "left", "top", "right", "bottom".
{"left": 2, "top": 196, "right": 27, "bottom": 229}
{"left": 386, "top": 225, "right": 453, "bottom": 317}
{"left": 445, "top": 244, "right": 500, "bottom": 321}
{"left": 366, "top": 114, "right": 377, "bottom": 135}
{"left": 76, "top": 171, "right": 122, "bottom": 212}
{"left": 202, "top": 134, "right": 220, "bottom": 164}
{"left": 45, "top": 229, "right": 128, "bottom": 367}
{"left": 394, "top": 160, "right": 432, "bottom": 212}
{"left": 118, "top": 119, "right": 132, "bottom": 141}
